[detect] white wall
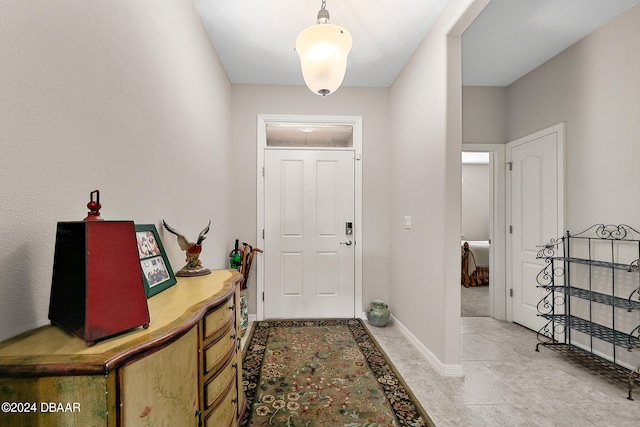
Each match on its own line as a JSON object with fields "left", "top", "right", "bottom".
{"left": 11, "top": 0, "right": 631, "bottom": 375}
{"left": 230, "top": 85, "right": 391, "bottom": 317}
{"left": 0, "top": 0, "right": 475, "bottom": 372}
{"left": 0, "top": 0, "right": 234, "bottom": 341}
{"left": 389, "top": 0, "right": 477, "bottom": 369}
{"left": 462, "top": 86, "right": 508, "bottom": 144}
{"left": 462, "top": 164, "right": 490, "bottom": 241}
{"left": 507, "top": 3, "right": 640, "bottom": 231}
{"left": 461, "top": 87, "right": 504, "bottom": 244}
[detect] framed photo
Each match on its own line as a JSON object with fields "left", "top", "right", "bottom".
{"left": 135, "top": 224, "right": 177, "bottom": 298}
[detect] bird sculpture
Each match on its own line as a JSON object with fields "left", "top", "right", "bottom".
{"left": 162, "top": 219, "right": 212, "bottom": 276}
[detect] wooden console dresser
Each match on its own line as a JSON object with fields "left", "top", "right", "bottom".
{"left": 0, "top": 269, "right": 245, "bottom": 427}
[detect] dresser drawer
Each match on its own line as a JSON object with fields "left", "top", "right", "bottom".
{"left": 203, "top": 325, "right": 236, "bottom": 375}
{"left": 205, "top": 382, "right": 237, "bottom": 427}
{"left": 204, "top": 356, "right": 236, "bottom": 410}
{"left": 203, "top": 297, "right": 235, "bottom": 342}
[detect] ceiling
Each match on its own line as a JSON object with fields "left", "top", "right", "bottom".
{"left": 462, "top": 0, "right": 640, "bottom": 86}
{"left": 194, "top": 0, "right": 639, "bottom": 89}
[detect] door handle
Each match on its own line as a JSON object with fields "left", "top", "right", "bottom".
{"left": 340, "top": 240, "right": 353, "bottom": 246}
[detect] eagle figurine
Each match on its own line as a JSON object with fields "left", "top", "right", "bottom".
{"left": 162, "top": 219, "right": 212, "bottom": 276}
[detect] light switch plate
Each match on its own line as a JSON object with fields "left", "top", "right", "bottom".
{"left": 403, "top": 216, "right": 411, "bottom": 229}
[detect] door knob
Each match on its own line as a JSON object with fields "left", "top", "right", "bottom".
{"left": 340, "top": 240, "right": 353, "bottom": 246}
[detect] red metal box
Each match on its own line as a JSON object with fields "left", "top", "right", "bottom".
{"left": 49, "top": 221, "right": 150, "bottom": 345}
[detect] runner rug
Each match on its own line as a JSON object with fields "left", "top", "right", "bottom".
{"left": 240, "top": 319, "right": 434, "bottom": 426}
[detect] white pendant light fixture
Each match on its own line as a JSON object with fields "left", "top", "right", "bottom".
{"left": 295, "top": 0, "right": 352, "bottom": 96}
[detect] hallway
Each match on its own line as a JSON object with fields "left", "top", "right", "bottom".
{"left": 368, "top": 317, "right": 640, "bottom": 426}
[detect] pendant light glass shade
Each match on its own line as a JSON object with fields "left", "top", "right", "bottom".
{"left": 296, "top": 3, "right": 352, "bottom": 96}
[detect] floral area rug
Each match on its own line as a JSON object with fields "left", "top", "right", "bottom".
{"left": 241, "top": 319, "right": 434, "bottom": 427}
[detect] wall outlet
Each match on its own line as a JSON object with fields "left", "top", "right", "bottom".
{"left": 403, "top": 215, "right": 411, "bottom": 229}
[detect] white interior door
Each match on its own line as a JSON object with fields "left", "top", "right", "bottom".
{"left": 264, "top": 149, "right": 355, "bottom": 318}
{"left": 507, "top": 124, "right": 564, "bottom": 331}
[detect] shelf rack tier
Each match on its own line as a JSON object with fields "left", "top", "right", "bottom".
{"left": 541, "top": 285, "right": 640, "bottom": 311}
{"left": 540, "top": 314, "right": 640, "bottom": 350}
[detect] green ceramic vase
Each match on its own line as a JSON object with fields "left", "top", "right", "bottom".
{"left": 366, "top": 299, "right": 390, "bottom": 327}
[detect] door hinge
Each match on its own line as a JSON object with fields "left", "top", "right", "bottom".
{"left": 262, "top": 292, "right": 265, "bottom": 301}
{"left": 262, "top": 229, "right": 265, "bottom": 239}
{"left": 506, "top": 161, "right": 513, "bottom": 171}
{"left": 262, "top": 167, "right": 265, "bottom": 177}
{"left": 510, "top": 289, "right": 513, "bottom": 297}
{"left": 509, "top": 225, "right": 513, "bottom": 234}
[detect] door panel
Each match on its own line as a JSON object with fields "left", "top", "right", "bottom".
{"left": 508, "top": 125, "right": 563, "bottom": 331}
{"left": 317, "top": 253, "right": 338, "bottom": 295}
{"left": 282, "top": 253, "right": 303, "bottom": 295}
{"left": 264, "top": 150, "right": 355, "bottom": 318}
{"left": 281, "top": 160, "right": 303, "bottom": 236}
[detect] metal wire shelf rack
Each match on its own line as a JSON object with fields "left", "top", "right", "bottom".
{"left": 535, "top": 224, "right": 640, "bottom": 400}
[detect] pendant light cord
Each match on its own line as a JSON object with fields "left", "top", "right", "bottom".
{"left": 317, "top": 0, "right": 330, "bottom": 24}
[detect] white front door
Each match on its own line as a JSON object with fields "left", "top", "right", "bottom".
{"left": 507, "top": 123, "right": 564, "bottom": 331}
{"left": 263, "top": 149, "right": 355, "bottom": 318}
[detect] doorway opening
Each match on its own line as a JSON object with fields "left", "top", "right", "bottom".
{"left": 461, "top": 151, "right": 491, "bottom": 317}
{"left": 461, "top": 144, "right": 507, "bottom": 320}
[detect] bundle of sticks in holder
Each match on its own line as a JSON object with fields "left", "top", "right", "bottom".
{"left": 230, "top": 241, "right": 262, "bottom": 290}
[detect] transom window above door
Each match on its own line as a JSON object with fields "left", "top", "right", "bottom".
{"left": 266, "top": 124, "right": 353, "bottom": 148}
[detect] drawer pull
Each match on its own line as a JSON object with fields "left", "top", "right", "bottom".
{"left": 228, "top": 304, "right": 235, "bottom": 311}
{"left": 231, "top": 398, "right": 238, "bottom": 404}
{"left": 230, "top": 334, "right": 236, "bottom": 340}
{"left": 233, "top": 362, "right": 238, "bottom": 369}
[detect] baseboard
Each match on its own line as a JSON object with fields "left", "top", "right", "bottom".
{"left": 389, "top": 314, "right": 464, "bottom": 377}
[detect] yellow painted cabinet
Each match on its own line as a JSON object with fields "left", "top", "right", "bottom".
{"left": 121, "top": 328, "right": 199, "bottom": 426}
{"left": 200, "top": 291, "right": 241, "bottom": 426}
{"left": 0, "top": 270, "right": 245, "bottom": 427}
{"left": 0, "top": 375, "right": 109, "bottom": 427}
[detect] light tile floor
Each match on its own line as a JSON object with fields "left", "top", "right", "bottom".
{"left": 242, "top": 317, "right": 640, "bottom": 426}
{"left": 368, "top": 317, "right": 640, "bottom": 426}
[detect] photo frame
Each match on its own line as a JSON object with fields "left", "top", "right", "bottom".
{"left": 135, "top": 224, "right": 177, "bottom": 298}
